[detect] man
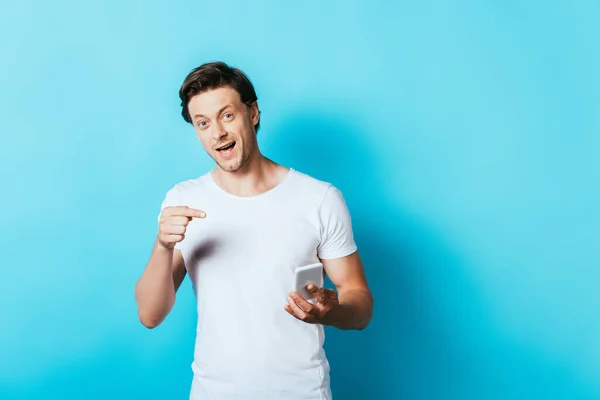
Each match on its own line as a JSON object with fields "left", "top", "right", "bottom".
{"left": 134, "top": 61, "right": 374, "bottom": 400}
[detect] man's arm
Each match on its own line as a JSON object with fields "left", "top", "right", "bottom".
{"left": 134, "top": 240, "right": 187, "bottom": 329}
{"left": 320, "top": 251, "right": 373, "bottom": 330}
{"left": 134, "top": 205, "right": 205, "bottom": 329}
{"left": 284, "top": 185, "right": 372, "bottom": 329}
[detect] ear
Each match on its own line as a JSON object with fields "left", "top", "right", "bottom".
{"left": 249, "top": 101, "right": 260, "bottom": 126}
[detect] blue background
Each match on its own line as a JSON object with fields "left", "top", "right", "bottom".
{"left": 1, "top": 1, "right": 599, "bottom": 399}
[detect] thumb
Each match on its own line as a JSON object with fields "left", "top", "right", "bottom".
{"left": 308, "top": 285, "right": 327, "bottom": 304}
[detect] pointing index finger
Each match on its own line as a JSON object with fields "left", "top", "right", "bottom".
{"left": 166, "top": 206, "right": 206, "bottom": 219}
{"left": 185, "top": 208, "right": 206, "bottom": 218}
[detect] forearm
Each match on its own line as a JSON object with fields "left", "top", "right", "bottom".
{"left": 326, "top": 289, "right": 374, "bottom": 330}
{"left": 134, "top": 239, "right": 177, "bottom": 328}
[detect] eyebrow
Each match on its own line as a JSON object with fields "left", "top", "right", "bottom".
{"left": 193, "top": 104, "right": 233, "bottom": 120}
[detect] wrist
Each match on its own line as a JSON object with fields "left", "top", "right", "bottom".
{"left": 155, "top": 237, "right": 175, "bottom": 252}
{"left": 322, "top": 303, "right": 346, "bottom": 328}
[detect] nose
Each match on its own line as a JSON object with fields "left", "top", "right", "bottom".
{"left": 212, "top": 120, "right": 227, "bottom": 141}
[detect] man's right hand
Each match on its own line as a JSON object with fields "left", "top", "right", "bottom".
{"left": 158, "top": 206, "right": 206, "bottom": 249}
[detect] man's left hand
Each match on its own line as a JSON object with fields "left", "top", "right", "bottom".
{"left": 284, "top": 285, "right": 339, "bottom": 325}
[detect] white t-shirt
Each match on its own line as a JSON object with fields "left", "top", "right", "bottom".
{"left": 158, "top": 168, "right": 357, "bottom": 400}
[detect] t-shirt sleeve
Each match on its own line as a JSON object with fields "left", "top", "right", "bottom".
{"left": 157, "top": 185, "right": 184, "bottom": 250}
{"left": 317, "top": 185, "right": 358, "bottom": 259}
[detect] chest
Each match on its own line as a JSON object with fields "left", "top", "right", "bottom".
{"left": 180, "top": 202, "right": 322, "bottom": 286}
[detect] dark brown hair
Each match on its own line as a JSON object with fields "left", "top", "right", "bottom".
{"left": 179, "top": 61, "right": 260, "bottom": 132}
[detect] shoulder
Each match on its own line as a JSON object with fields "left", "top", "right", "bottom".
{"left": 288, "top": 169, "right": 334, "bottom": 196}
{"left": 285, "top": 169, "right": 352, "bottom": 217}
{"left": 289, "top": 169, "right": 348, "bottom": 203}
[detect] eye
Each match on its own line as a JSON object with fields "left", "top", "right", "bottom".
{"left": 223, "top": 112, "right": 233, "bottom": 121}
{"left": 197, "top": 120, "right": 208, "bottom": 128}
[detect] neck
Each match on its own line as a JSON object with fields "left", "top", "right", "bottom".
{"left": 212, "top": 150, "right": 288, "bottom": 197}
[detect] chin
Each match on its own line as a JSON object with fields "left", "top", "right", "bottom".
{"left": 217, "top": 159, "right": 243, "bottom": 173}
{"left": 214, "top": 147, "right": 251, "bottom": 173}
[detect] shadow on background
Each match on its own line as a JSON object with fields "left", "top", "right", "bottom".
{"left": 273, "top": 110, "right": 476, "bottom": 399}
{"left": 273, "top": 110, "right": 599, "bottom": 399}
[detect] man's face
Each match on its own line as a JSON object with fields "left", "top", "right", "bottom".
{"left": 187, "top": 87, "right": 259, "bottom": 173}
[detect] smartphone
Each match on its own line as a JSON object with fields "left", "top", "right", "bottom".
{"left": 294, "top": 262, "right": 324, "bottom": 304}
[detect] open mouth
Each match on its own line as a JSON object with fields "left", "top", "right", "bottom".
{"left": 216, "top": 142, "right": 235, "bottom": 158}
{"left": 217, "top": 142, "right": 235, "bottom": 153}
